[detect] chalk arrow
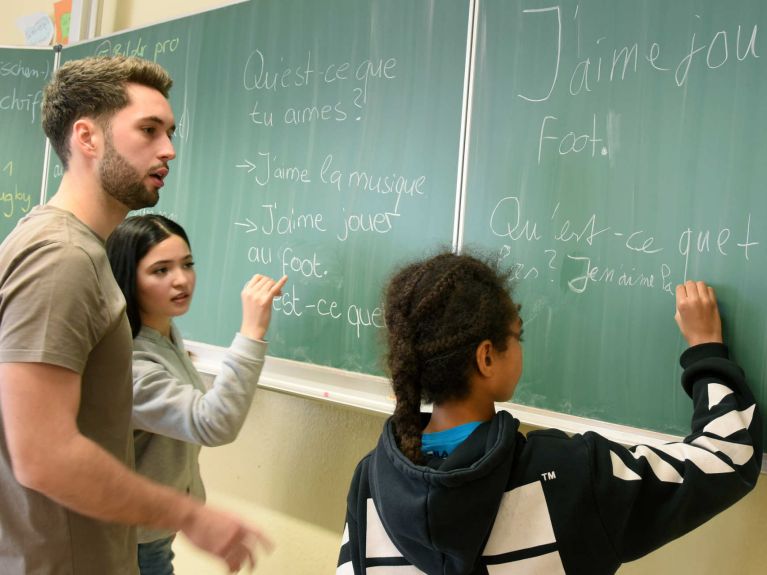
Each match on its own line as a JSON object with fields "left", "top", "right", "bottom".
{"left": 235, "top": 160, "right": 256, "bottom": 173}
{"left": 234, "top": 218, "right": 258, "bottom": 233}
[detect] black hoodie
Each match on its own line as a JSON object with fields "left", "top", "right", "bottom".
{"left": 338, "top": 343, "right": 763, "bottom": 574}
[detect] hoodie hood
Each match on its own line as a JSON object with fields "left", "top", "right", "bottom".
{"left": 369, "top": 411, "right": 520, "bottom": 575}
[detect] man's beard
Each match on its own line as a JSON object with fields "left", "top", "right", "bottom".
{"left": 99, "top": 135, "right": 158, "bottom": 210}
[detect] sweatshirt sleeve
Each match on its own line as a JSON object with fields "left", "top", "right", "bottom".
{"left": 336, "top": 515, "right": 358, "bottom": 575}
{"left": 586, "top": 343, "right": 763, "bottom": 563}
{"left": 337, "top": 457, "right": 368, "bottom": 575}
{"left": 132, "top": 333, "right": 266, "bottom": 446}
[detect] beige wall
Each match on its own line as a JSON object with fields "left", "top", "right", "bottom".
{"left": 2, "top": 1, "right": 765, "bottom": 574}
{"left": 0, "top": 0, "right": 232, "bottom": 47}
{"left": 107, "top": 0, "right": 237, "bottom": 32}
{"left": 174, "top": 388, "right": 387, "bottom": 574}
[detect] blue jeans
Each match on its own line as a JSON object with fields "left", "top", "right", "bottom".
{"left": 138, "top": 535, "right": 176, "bottom": 575}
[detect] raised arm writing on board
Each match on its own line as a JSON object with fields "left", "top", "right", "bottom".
{"left": 584, "top": 280, "right": 762, "bottom": 564}
{"left": 240, "top": 274, "right": 288, "bottom": 341}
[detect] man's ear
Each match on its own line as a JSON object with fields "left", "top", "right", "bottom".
{"left": 475, "top": 340, "right": 494, "bottom": 377}
{"left": 71, "top": 118, "right": 101, "bottom": 159}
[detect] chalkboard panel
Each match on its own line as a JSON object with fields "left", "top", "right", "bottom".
{"left": 44, "top": 0, "right": 765, "bottom": 448}
{"left": 462, "top": 0, "right": 766, "bottom": 441}
{"left": 52, "top": 0, "right": 470, "bottom": 375}
{"left": 0, "top": 47, "right": 53, "bottom": 241}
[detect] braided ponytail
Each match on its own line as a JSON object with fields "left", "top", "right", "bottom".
{"left": 387, "top": 262, "right": 430, "bottom": 464}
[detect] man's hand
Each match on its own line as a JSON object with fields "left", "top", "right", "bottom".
{"left": 180, "top": 504, "right": 274, "bottom": 572}
{"left": 0, "top": 362, "right": 273, "bottom": 572}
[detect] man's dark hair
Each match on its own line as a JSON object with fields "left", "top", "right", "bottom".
{"left": 42, "top": 56, "right": 173, "bottom": 169}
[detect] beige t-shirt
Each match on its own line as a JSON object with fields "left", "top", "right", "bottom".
{"left": 0, "top": 205, "right": 137, "bottom": 574}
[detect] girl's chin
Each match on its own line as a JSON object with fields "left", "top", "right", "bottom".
{"left": 168, "top": 303, "right": 191, "bottom": 316}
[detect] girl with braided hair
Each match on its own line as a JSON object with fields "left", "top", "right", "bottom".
{"left": 337, "top": 251, "right": 762, "bottom": 575}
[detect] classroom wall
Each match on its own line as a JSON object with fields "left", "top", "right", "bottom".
{"left": 173, "top": 385, "right": 388, "bottom": 574}
{"left": 0, "top": 0, "right": 227, "bottom": 46}
{"left": 2, "top": 1, "right": 766, "bottom": 573}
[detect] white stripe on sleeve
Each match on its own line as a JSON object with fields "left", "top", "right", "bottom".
{"left": 651, "top": 442, "right": 734, "bottom": 474}
{"left": 610, "top": 450, "right": 641, "bottom": 481}
{"left": 341, "top": 523, "right": 349, "bottom": 545}
{"left": 629, "top": 445, "right": 683, "bottom": 483}
{"left": 691, "top": 435, "right": 754, "bottom": 466}
{"left": 707, "top": 383, "right": 733, "bottom": 410}
{"left": 366, "top": 499, "right": 402, "bottom": 558}
{"left": 703, "top": 405, "right": 756, "bottom": 438}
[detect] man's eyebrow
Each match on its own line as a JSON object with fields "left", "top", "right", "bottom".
{"left": 141, "top": 115, "right": 176, "bottom": 133}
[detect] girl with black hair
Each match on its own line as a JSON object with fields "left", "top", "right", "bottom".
{"left": 107, "top": 215, "right": 285, "bottom": 575}
{"left": 337, "top": 251, "right": 762, "bottom": 575}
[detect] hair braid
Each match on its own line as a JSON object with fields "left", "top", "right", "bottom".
{"left": 386, "top": 261, "right": 433, "bottom": 464}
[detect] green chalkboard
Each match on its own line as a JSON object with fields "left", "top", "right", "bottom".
{"left": 52, "top": 0, "right": 470, "bottom": 375}
{"left": 45, "top": 0, "right": 765, "bottom": 447}
{"left": 463, "top": 0, "right": 767, "bottom": 443}
{"left": 0, "top": 47, "right": 53, "bottom": 241}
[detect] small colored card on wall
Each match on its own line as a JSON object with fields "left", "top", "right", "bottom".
{"left": 54, "top": 0, "right": 72, "bottom": 45}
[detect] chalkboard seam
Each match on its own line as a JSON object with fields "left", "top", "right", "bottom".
{"left": 454, "top": 0, "right": 479, "bottom": 251}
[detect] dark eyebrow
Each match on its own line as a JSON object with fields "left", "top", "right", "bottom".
{"left": 148, "top": 254, "right": 192, "bottom": 267}
{"left": 142, "top": 115, "right": 176, "bottom": 135}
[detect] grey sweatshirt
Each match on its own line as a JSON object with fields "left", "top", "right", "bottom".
{"left": 131, "top": 323, "right": 266, "bottom": 543}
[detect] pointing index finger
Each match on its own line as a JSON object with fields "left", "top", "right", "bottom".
{"left": 270, "top": 275, "right": 288, "bottom": 296}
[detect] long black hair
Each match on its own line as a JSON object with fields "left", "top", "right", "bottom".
{"left": 106, "top": 214, "right": 191, "bottom": 338}
{"left": 385, "top": 251, "right": 519, "bottom": 464}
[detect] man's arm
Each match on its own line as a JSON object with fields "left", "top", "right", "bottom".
{"left": 0, "top": 362, "right": 271, "bottom": 571}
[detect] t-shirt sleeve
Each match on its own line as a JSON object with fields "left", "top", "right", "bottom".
{"left": 0, "top": 241, "right": 109, "bottom": 374}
